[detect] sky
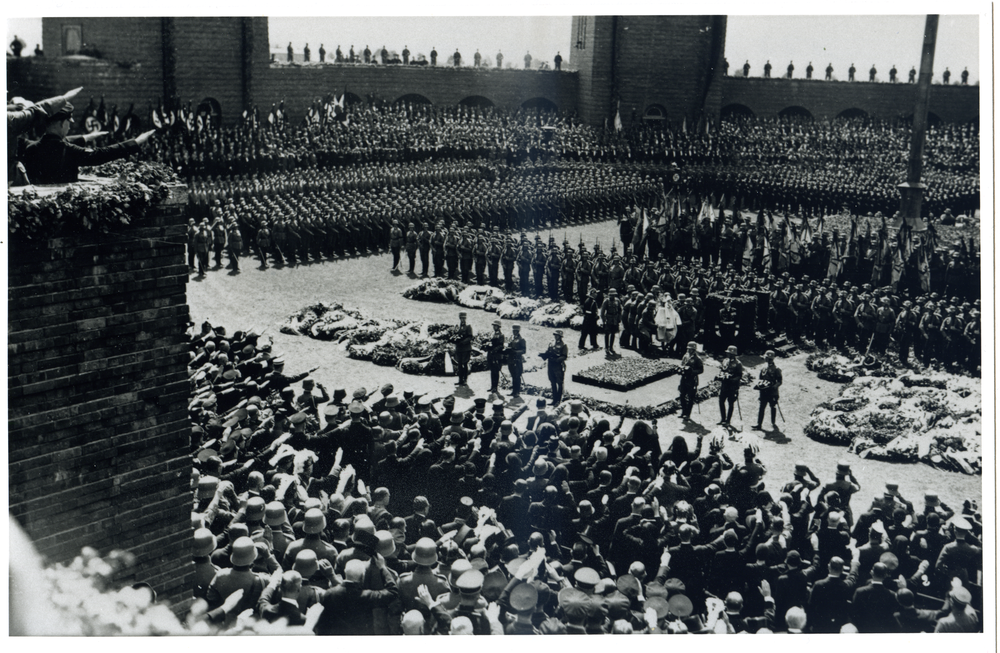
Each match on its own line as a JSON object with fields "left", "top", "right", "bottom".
{"left": 5, "top": 14, "right": 982, "bottom": 82}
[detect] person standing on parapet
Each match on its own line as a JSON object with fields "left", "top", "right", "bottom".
{"left": 524, "top": 51, "right": 532, "bottom": 69}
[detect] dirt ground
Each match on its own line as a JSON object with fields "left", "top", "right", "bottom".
{"left": 187, "top": 219, "right": 982, "bottom": 518}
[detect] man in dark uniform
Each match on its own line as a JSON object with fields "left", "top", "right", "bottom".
{"left": 894, "top": 300, "right": 917, "bottom": 365}
{"left": 561, "top": 244, "right": 576, "bottom": 302}
{"left": 869, "top": 64, "right": 877, "bottom": 82}
{"left": 811, "top": 286, "right": 834, "bottom": 347}
{"left": 401, "top": 46, "right": 409, "bottom": 65}
{"left": 575, "top": 249, "right": 591, "bottom": 300}
{"left": 507, "top": 324, "right": 526, "bottom": 398}
{"left": 675, "top": 295, "right": 698, "bottom": 357}
{"left": 405, "top": 222, "right": 418, "bottom": 275}
{"left": 786, "top": 61, "right": 794, "bottom": 78}
{"left": 389, "top": 220, "right": 404, "bottom": 272}
{"left": 678, "top": 341, "right": 704, "bottom": 421}
{"left": 940, "top": 307, "right": 964, "bottom": 366}
{"left": 554, "top": 52, "right": 562, "bottom": 71}
{"left": 579, "top": 287, "right": 600, "bottom": 351}
{"left": 763, "top": 60, "right": 772, "bottom": 77}
{"left": 854, "top": 294, "right": 877, "bottom": 352}
{"left": 743, "top": 60, "right": 751, "bottom": 77}
{"left": 459, "top": 231, "right": 475, "bottom": 284}
{"left": 445, "top": 228, "right": 460, "bottom": 280}
{"left": 20, "top": 101, "right": 153, "bottom": 184}
{"left": 517, "top": 236, "right": 533, "bottom": 296}
{"left": 825, "top": 63, "right": 834, "bottom": 80}
{"left": 531, "top": 238, "right": 547, "bottom": 298}
{"left": 226, "top": 222, "right": 243, "bottom": 272}
{"left": 474, "top": 230, "right": 488, "bottom": 285}
{"left": 718, "top": 345, "right": 743, "bottom": 426}
{"left": 753, "top": 350, "right": 782, "bottom": 431}
{"left": 962, "top": 309, "right": 979, "bottom": 373}
{"left": 600, "top": 288, "right": 622, "bottom": 356}
{"left": 806, "top": 62, "right": 814, "bottom": 79}
{"left": 539, "top": 331, "right": 569, "bottom": 406}
{"left": 889, "top": 64, "right": 897, "bottom": 82}
{"left": 431, "top": 223, "right": 446, "bottom": 277}
{"left": 487, "top": 320, "right": 505, "bottom": 395}
{"left": 418, "top": 223, "right": 432, "bottom": 277}
{"left": 194, "top": 223, "right": 211, "bottom": 276}
{"left": 255, "top": 221, "right": 271, "bottom": 269}
{"left": 487, "top": 231, "right": 502, "bottom": 287}
{"left": 501, "top": 237, "right": 517, "bottom": 292}
{"left": 918, "top": 302, "right": 942, "bottom": 365}
{"left": 832, "top": 290, "right": 853, "bottom": 348}
{"left": 848, "top": 63, "right": 856, "bottom": 81}
{"left": 186, "top": 219, "right": 198, "bottom": 270}
{"left": 212, "top": 218, "right": 227, "bottom": 268}
{"left": 788, "top": 284, "right": 810, "bottom": 342}
{"left": 363, "top": 45, "right": 371, "bottom": 64}
{"left": 719, "top": 299, "right": 738, "bottom": 347}
{"left": 430, "top": 47, "right": 437, "bottom": 66}
{"left": 454, "top": 312, "right": 473, "bottom": 387}
{"left": 546, "top": 244, "right": 562, "bottom": 301}
{"left": 872, "top": 297, "right": 896, "bottom": 354}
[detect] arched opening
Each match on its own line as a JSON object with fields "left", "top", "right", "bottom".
{"left": 394, "top": 93, "right": 432, "bottom": 105}
{"left": 643, "top": 104, "right": 667, "bottom": 121}
{"left": 720, "top": 103, "right": 755, "bottom": 121}
{"left": 900, "top": 112, "right": 944, "bottom": 127}
{"left": 196, "top": 97, "right": 222, "bottom": 127}
{"left": 458, "top": 95, "right": 495, "bottom": 108}
{"left": 344, "top": 92, "right": 363, "bottom": 106}
{"left": 836, "top": 108, "right": 869, "bottom": 120}
{"left": 778, "top": 106, "right": 813, "bottom": 120}
{"left": 520, "top": 97, "right": 558, "bottom": 113}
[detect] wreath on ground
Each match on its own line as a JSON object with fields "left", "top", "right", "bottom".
{"left": 803, "top": 371, "right": 981, "bottom": 474}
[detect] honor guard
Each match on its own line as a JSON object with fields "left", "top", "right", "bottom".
{"left": 717, "top": 345, "right": 743, "bottom": 426}
{"left": 506, "top": 324, "right": 526, "bottom": 398}
{"left": 405, "top": 222, "right": 418, "bottom": 274}
{"left": 752, "top": 350, "right": 783, "bottom": 431}
{"left": 418, "top": 223, "right": 432, "bottom": 277}
{"left": 389, "top": 220, "right": 404, "bottom": 271}
{"left": 599, "top": 288, "right": 622, "bottom": 356}
{"left": 454, "top": 312, "right": 474, "bottom": 387}
{"left": 539, "top": 331, "right": 569, "bottom": 406}
{"left": 678, "top": 341, "right": 704, "bottom": 420}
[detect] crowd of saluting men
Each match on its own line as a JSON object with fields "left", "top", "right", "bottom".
{"left": 185, "top": 321, "right": 982, "bottom": 634}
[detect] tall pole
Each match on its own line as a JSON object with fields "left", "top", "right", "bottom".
{"left": 897, "top": 15, "right": 939, "bottom": 230}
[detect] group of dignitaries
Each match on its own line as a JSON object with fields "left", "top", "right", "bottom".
{"left": 186, "top": 321, "right": 982, "bottom": 634}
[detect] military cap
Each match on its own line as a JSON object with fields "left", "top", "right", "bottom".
{"left": 645, "top": 596, "right": 670, "bottom": 620}
{"left": 352, "top": 387, "right": 368, "bottom": 399}
{"left": 230, "top": 536, "right": 257, "bottom": 566}
{"left": 458, "top": 312, "right": 467, "bottom": 318}
{"left": 455, "top": 569, "right": 485, "bottom": 594}
{"left": 573, "top": 567, "right": 601, "bottom": 587}
{"left": 554, "top": 330, "right": 564, "bottom": 337}
{"left": 764, "top": 350, "right": 776, "bottom": 359}
{"left": 509, "top": 583, "right": 539, "bottom": 611}
{"left": 615, "top": 574, "right": 641, "bottom": 598}
{"left": 450, "top": 412, "right": 465, "bottom": 424}
{"left": 949, "top": 586, "right": 972, "bottom": 605}
{"left": 668, "top": 594, "right": 694, "bottom": 617}
{"left": 193, "top": 528, "right": 217, "bottom": 557}
{"left": 492, "top": 319, "right": 501, "bottom": 327}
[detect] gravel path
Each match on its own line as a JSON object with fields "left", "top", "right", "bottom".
{"left": 187, "top": 220, "right": 982, "bottom": 518}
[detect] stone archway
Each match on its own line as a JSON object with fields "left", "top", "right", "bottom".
{"left": 459, "top": 95, "right": 495, "bottom": 109}
{"left": 778, "top": 105, "right": 813, "bottom": 120}
{"left": 520, "top": 97, "right": 558, "bottom": 112}
{"left": 720, "top": 103, "right": 755, "bottom": 121}
{"left": 836, "top": 108, "right": 869, "bottom": 120}
{"left": 394, "top": 93, "right": 432, "bottom": 105}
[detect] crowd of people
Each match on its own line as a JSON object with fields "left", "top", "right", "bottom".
{"left": 278, "top": 42, "right": 562, "bottom": 71}
{"left": 726, "top": 59, "right": 972, "bottom": 85}
{"left": 185, "top": 321, "right": 983, "bottom": 634}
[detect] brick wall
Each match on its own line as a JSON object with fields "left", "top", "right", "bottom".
{"left": 8, "top": 186, "right": 195, "bottom": 609}
{"left": 255, "top": 65, "right": 579, "bottom": 122}
{"left": 720, "top": 76, "right": 980, "bottom": 122}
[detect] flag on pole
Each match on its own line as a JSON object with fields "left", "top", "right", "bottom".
{"left": 827, "top": 240, "right": 844, "bottom": 279}
{"left": 742, "top": 231, "right": 754, "bottom": 268}
{"left": 779, "top": 220, "right": 793, "bottom": 270}
{"left": 614, "top": 101, "right": 622, "bottom": 132}
{"left": 917, "top": 247, "right": 931, "bottom": 291}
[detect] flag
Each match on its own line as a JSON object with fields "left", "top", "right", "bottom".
{"left": 890, "top": 244, "right": 905, "bottom": 287}
{"left": 799, "top": 217, "right": 813, "bottom": 245}
{"left": 691, "top": 214, "right": 700, "bottom": 251}
{"left": 742, "top": 230, "right": 754, "bottom": 268}
{"left": 614, "top": 101, "right": 622, "bottom": 132}
{"left": 827, "top": 240, "right": 843, "bottom": 279}
{"left": 815, "top": 215, "right": 825, "bottom": 240}
{"left": 917, "top": 247, "right": 931, "bottom": 291}
{"left": 762, "top": 231, "right": 772, "bottom": 272}
{"left": 779, "top": 219, "right": 793, "bottom": 270}
{"left": 632, "top": 209, "right": 648, "bottom": 253}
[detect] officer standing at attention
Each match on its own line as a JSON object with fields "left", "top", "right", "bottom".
{"left": 678, "top": 341, "right": 704, "bottom": 421}
{"left": 717, "top": 345, "right": 743, "bottom": 426}
{"left": 454, "top": 312, "right": 473, "bottom": 387}
{"left": 825, "top": 62, "right": 834, "bottom": 80}
{"left": 752, "top": 350, "right": 783, "bottom": 431}
{"left": 848, "top": 63, "right": 856, "bottom": 81}
{"left": 417, "top": 222, "right": 432, "bottom": 277}
{"left": 580, "top": 287, "right": 600, "bottom": 351}
{"left": 540, "top": 331, "right": 568, "bottom": 406}
{"left": 868, "top": 64, "right": 877, "bottom": 82}
{"left": 389, "top": 220, "right": 404, "bottom": 272}
{"left": 430, "top": 47, "right": 437, "bottom": 66}
{"left": 554, "top": 52, "right": 562, "bottom": 71}
{"left": 487, "top": 320, "right": 505, "bottom": 395}
{"left": 405, "top": 222, "right": 418, "bottom": 275}
{"left": 600, "top": 288, "right": 622, "bottom": 356}
{"left": 496, "top": 51, "right": 503, "bottom": 68}
{"left": 506, "top": 324, "right": 526, "bottom": 399}
{"left": 806, "top": 62, "right": 814, "bottom": 79}
{"left": 226, "top": 222, "right": 243, "bottom": 272}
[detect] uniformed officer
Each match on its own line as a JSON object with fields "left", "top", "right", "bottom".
{"left": 531, "top": 238, "right": 547, "bottom": 298}
{"left": 187, "top": 218, "right": 198, "bottom": 270}
{"left": 854, "top": 294, "right": 877, "bottom": 352}
{"left": 431, "top": 223, "right": 446, "bottom": 277}
{"left": 212, "top": 217, "right": 227, "bottom": 268}
{"left": 540, "top": 331, "right": 569, "bottom": 406}
{"left": 546, "top": 243, "right": 562, "bottom": 301}
{"left": 561, "top": 244, "right": 576, "bottom": 302}
{"left": 418, "top": 223, "right": 432, "bottom": 277}
{"left": 445, "top": 228, "right": 460, "bottom": 280}
{"left": 405, "top": 222, "right": 418, "bottom": 274}
{"left": 872, "top": 297, "right": 896, "bottom": 354}
{"left": 576, "top": 249, "right": 592, "bottom": 300}
{"left": 474, "top": 229, "right": 489, "bottom": 285}
{"left": 194, "top": 223, "right": 211, "bottom": 276}
{"left": 600, "top": 288, "right": 622, "bottom": 356}
{"left": 459, "top": 231, "right": 475, "bottom": 284}
{"left": 811, "top": 287, "right": 834, "bottom": 346}
{"left": 517, "top": 235, "right": 533, "bottom": 295}
{"left": 454, "top": 312, "right": 473, "bottom": 387}
{"left": 501, "top": 237, "right": 517, "bottom": 293}
{"left": 752, "top": 350, "right": 783, "bottom": 431}
{"left": 255, "top": 221, "right": 271, "bottom": 269}
{"left": 487, "top": 231, "right": 502, "bottom": 287}
{"left": 506, "top": 324, "right": 526, "bottom": 398}
{"left": 226, "top": 222, "right": 243, "bottom": 272}
{"left": 718, "top": 345, "right": 743, "bottom": 426}
{"left": 389, "top": 220, "right": 404, "bottom": 272}
{"left": 579, "top": 287, "right": 600, "bottom": 351}
{"left": 894, "top": 300, "right": 917, "bottom": 365}
{"left": 487, "top": 320, "right": 505, "bottom": 395}
{"left": 678, "top": 341, "right": 704, "bottom": 421}
{"left": 719, "top": 299, "right": 738, "bottom": 347}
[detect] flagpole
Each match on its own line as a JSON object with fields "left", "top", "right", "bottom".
{"left": 897, "top": 15, "right": 938, "bottom": 231}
